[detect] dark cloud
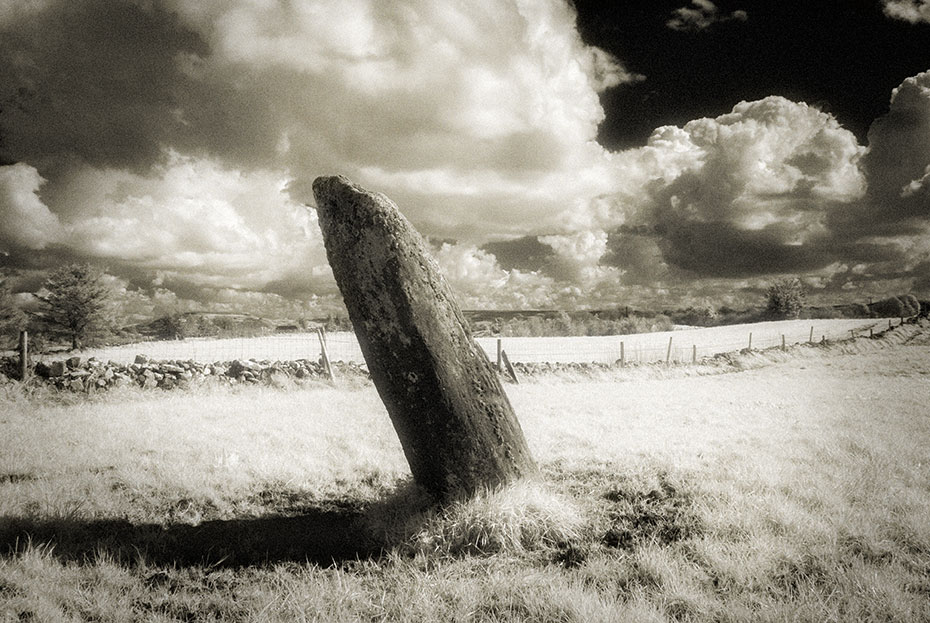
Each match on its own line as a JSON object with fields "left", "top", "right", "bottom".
{"left": 855, "top": 71, "right": 930, "bottom": 229}
{"left": 666, "top": 0, "right": 747, "bottom": 32}
{"left": 601, "top": 226, "right": 670, "bottom": 285}
{"left": 0, "top": 0, "right": 207, "bottom": 172}
{"left": 1, "top": 1, "right": 928, "bottom": 311}
{"left": 481, "top": 236, "right": 556, "bottom": 273}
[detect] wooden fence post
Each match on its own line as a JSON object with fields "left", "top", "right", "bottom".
{"left": 889, "top": 318, "right": 893, "bottom": 329}
{"left": 809, "top": 326, "right": 814, "bottom": 343}
{"left": 496, "top": 338, "right": 502, "bottom": 372}
{"left": 870, "top": 327, "right": 873, "bottom": 338}
{"left": 501, "top": 350, "right": 519, "bottom": 384}
{"left": 18, "top": 330, "right": 28, "bottom": 382}
{"left": 692, "top": 344, "right": 696, "bottom": 364}
{"left": 620, "top": 341, "right": 625, "bottom": 368}
{"left": 666, "top": 336, "right": 673, "bottom": 365}
{"left": 316, "top": 327, "right": 334, "bottom": 380}
{"left": 781, "top": 334, "right": 786, "bottom": 352}
{"left": 748, "top": 332, "right": 752, "bottom": 350}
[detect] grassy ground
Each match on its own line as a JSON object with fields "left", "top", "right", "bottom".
{"left": 27, "top": 317, "right": 891, "bottom": 365}
{"left": 1, "top": 326, "right": 929, "bottom": 622}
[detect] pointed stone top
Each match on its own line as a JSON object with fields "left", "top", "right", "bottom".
{"left": 312, "top": 175, "right": 396, "bottom": 225}
{"left": 312, "top": 174, "right": 354, "bottom": 195}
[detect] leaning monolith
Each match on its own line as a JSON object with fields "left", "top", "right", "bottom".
{"left": 312, "top": 175, "right": 537, "bottom": 502}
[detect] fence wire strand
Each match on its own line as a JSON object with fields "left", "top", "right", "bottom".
{"left": 51, "top": 319, "right": 894, "bottom": 366}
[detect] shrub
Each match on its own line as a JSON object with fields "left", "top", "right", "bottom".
{"left": 671, "top": 306, "right": 718, "bottom": 327}
{"left": 900, "top": 294, "right": 920, "bottom": 316}
{"left": 153, "top": 313, "right": 186, "bottom": 340}
{"left": 765, "top": 278, "right": 805, "bottom": 319}
{"left": 868, "top": 296, "right": 905, "bottom": 318}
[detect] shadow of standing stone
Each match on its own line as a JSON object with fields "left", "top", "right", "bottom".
{"left": 312, "top": 175, "right": 537, "bottom": 503}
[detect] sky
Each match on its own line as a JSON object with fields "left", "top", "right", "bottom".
{"left": 1, "top": 0, "right": 929, "bottom": 319}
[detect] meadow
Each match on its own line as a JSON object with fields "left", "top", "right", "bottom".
{"left": 34, "top": 317, "right": 889, "bottom": 366}
{"left": 1, "top": 321, "right": 929, "bottom": 621}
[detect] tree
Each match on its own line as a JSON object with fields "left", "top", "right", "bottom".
{"left": 35, "top": 263, "right": 112, "bottom": 350}
{"left": 0, "top": 280, "right": 26, "bottom": 348}
{"left": 153, "top": 312, "right": 186, "bottom": 340}
{"left": 765, "top": 277, "right": 805, "bottom": 319}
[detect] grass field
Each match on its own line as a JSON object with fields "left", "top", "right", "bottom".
{"left": 2, "top": 321, "right": 929, "bottom": 621}
{"left": 28, "top": 318, "right": 893, "bottom": 366}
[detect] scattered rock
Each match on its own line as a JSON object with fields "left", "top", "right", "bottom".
{"left": 34, "top": 361, "right": 51, "bottom": 378}
{"left": 228, "top": 359, "right": 262, "bottom": 376}
{"left": 2, "top": 352, "right": 356, "bottom": 394}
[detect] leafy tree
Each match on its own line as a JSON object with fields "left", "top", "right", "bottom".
{"left": 765, "top": 277, "right": 805, "bottom": 319}
{"left": 153, "top": 312, "right": 186, "bottom": 340}
{"left": 0, "top": 280, "right": 26, "bottom": 348}
{"left": 674, "top": 305, "right": 718, "bottom": 326}
{"left": 869, "top": 294, "right": 919, "bottom": 318}
{"left": 35, "top": 263, "right": 112, "bottom": 350}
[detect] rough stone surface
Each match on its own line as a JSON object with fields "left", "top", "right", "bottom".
{"left": 0, "top": 354, "right": 364, "bottom": 393}
{"left": 312, "top": 175, "right": 537, "bottom": 501}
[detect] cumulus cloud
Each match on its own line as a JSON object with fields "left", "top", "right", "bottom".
{"left": 432, "top": 242, "right": 563, "bottom": 309}
{"left": 3, "top": 1, "right": 929, "bottom": 311}
{"left": 480, "top": 230, "right": 613, "bottom": 285}
{"left": 603, "top": 97, "right": 866, "bottom": 279}
{"left": 810, "top": 69, "right": 930, "bottom": 293}
{"left": 0, "top": 163, "right": 63, "bottom": 251}
{"left": 901, "top": 165, "right": 930, "bottom": 198}
{"left": 62, "top": 155, "right": 332, "bottom": 291}
{"left": 163, "top": 0, "right": 632, "bottom": 236}
{"left": 882, "top": 0, "right": 930, "bottom": 23}
{"left": 0, "top": 0, "right": 638, "bottom": 310}
{"left": 667, "top": 0, "right": 747, "bottom": 32}
{"left": 589, "top": 73, "right": 930, "bottom": 299}
{"left": 856, "top": 70, "right": 930, "bottom": 228}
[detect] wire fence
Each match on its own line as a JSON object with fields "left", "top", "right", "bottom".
{"left": 48, "top": 318, "right": 898, "bottom": 367}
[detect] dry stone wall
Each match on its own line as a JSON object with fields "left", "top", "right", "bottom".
{"left": 0, "top": 354, "right": 369, "bottom": 392}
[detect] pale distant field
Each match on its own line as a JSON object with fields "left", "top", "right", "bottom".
{"left": 2, "top": 321, "right": 928, "bottom": 621}
{"left": 42, "top": 317, "right": 892, "bottom": 365}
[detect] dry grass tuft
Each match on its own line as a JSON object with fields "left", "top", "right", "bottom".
{"left": 363, "top": 479, "right": 585, "bottom": 557}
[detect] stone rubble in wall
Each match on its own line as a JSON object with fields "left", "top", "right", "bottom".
{"left": 0, "top": 353, "right": 370, "bottom": 393}
{"left": 1, "top": 316, "right": 923, "bottom": 390}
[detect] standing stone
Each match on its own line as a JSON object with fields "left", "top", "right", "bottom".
{"left": 312, "top": 175, "right": 537, "bottom": 502}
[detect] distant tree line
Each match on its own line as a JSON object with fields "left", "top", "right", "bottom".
{"left": 2, "top": 266, "right": 928, "bottom": 351}
{"left": 470, "top": 311, "right": 676, "bottom": 338}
